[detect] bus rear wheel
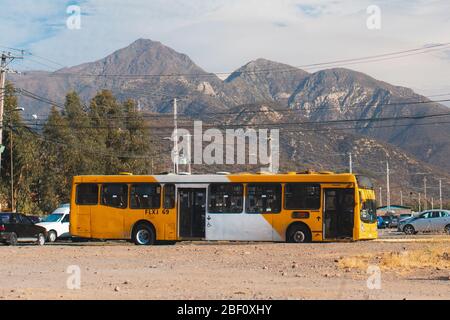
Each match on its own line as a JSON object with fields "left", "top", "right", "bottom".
{"left": 132, "top": 224, "right": 156, "bottom": 246}
{"left": 287, "top": 224, "right": 312, "bottom": 243}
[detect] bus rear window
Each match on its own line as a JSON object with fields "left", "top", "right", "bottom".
{"left": 101, "top": 184, "right": 128, "bottom": 209}
{"left": 356, "top": 175, "right": 374, "bottom": 190}
{"left": 76, "top": 184, "right": 99, "bottom": 205}
{"left": 130, "top": 184, "right": 161, "bottom": 209}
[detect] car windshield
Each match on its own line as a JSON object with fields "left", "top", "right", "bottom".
{"left": 44, "top": 214, "right": 63, "bottom": 222}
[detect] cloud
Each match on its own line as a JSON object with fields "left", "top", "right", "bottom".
{"left": 1, "top": 0, "right": 449, "bottom": 99}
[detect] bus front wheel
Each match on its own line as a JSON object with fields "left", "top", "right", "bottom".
{"left": 287, "top": 224, "right": 312, "bottom": 243}
{"left": 132, "top": 223, "right": 156, "bottom": 246}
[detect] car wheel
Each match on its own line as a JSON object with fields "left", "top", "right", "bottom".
{"left": 47, "top": 230, "right": 57, "bottom": 243}
{"left": 444, "top": 225, "right": 450, "bottom": 235}
{"left": 37, "top": 233, "right": 46, "bottom": 246}
{"left": 133, "top": 224, "right": 155, "bottom": 246}
{"left": 404, "top": 225, "right": 416, "bottom": 235}
{"left": 287, "top": 224, "right": 312, "bottom": 243}
{"left": 8, "top": 233, "right": 18, "bottom": 246}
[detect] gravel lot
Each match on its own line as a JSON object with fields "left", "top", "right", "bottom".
{"left": 1, "top": 230, "right": 449, "bottom": 300}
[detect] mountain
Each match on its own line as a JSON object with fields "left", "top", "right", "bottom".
{"left": 9, "top": 38, "right": 450, "bottom": 174}
{"left": 153, "top": 102, "right": 450, "bottom": 203}
{"left": 288, "top": 68, "right": 450, "bottom": 169}
{"left": 225, "top": 58, "right": 309, "bottom": 105}
{"left": 11, "top": 39, "right": 235, "bottom": 116}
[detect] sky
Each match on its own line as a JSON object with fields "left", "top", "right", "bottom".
{"left": 1, "top": 0, "right": 450, "bottom": 100}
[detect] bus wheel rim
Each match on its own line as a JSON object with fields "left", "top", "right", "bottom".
{"left": 137, "top": 230, "right": 150, "bottom": 244}
{"left": 294, "top": 231, "right": 305, "bottom": 242}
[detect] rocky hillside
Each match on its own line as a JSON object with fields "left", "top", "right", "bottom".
{"left": 9, "top": 38, "right": 450, "bottom": 175}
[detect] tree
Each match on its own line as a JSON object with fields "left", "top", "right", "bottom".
{"left": 0, "top": 83, "right": 42, "bottom": 213}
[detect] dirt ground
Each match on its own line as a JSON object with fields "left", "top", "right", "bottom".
{"left": 1, "top": 230, "right": 449, "bottom": 300}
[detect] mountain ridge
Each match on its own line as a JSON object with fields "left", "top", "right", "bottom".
{"left": 9, "top": 38, "right": 450, "bottom": 173}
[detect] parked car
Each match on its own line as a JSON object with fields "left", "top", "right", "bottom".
{"left": 398, "top": 210, "right": 450, "bottom": 235}
{"left": 0, "top": 212, "right": 47, "bottom": 245}
{"left": 397, "top": 213, "right": 416, "bottom": 231}
{"left": 36, "top": 204, "right": 70, "bottom": 242}
{"left": 377, "top": 216, "right": 389, "bottom": 229}
{"left": 28, "top": 215, "right": 43, "bottom": 224}
{"left": 381, "top": 215, "right": 398, "bottom": 228}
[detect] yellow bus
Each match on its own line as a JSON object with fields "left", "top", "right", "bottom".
{"left": 70, "top": 172, "right": 377, "bottom": 245}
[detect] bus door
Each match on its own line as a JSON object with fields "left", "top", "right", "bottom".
{"left": 323, "top": 188, "right": 355, "bottom": 240}
{"left": 178, "top": 188, "right": 206, "bottom": 239}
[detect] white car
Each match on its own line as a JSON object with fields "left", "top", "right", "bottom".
{"left": 37, "top": 204, "right": 71, "bottom": 242}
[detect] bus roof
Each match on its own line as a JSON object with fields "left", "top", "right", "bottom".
{"left": 72, "top": 172, "right": 360, "bottom": 184}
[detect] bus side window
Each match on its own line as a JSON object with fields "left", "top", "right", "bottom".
{"left": 246, "top": 184, "right": 281, "bottom": 214}
{"left": 130, "top": 184, "right": 161, "bottom": 209}
{"left": 102, "top": 184, "right": 128, "bottom": 209}
{"left": 208, "top": 183, "right": 243, "bottom": 213}
{"left": 164, "top": 184, "right": 176, "bottom": 209}
{"left": 76, "top": 184, "right": 99, "bottom": 205}
{"left": 284, "top": 183, "right": 321, "bottom": 210}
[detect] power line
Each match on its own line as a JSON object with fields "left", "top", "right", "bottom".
{"left": 13, "top": 86, "right": 450, "bottom": 122}
{"left": 14, "top": 42, "right": 450, "bottom": 79}
{"left": 13, "top": 113, "right": 450, "bottom": 133}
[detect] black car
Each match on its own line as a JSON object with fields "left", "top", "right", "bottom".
{"left": 28, "top": 215, "right": 42, "bottom": 224}
{"left": 0, "top": 212, "right": 47, "bottom": 246}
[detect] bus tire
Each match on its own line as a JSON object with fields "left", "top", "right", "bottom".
{"left": 132, "top": 222, "right": 156, "bottom": 246}
{"left": 287, "top": 223, "right": 312, "bottom": 243}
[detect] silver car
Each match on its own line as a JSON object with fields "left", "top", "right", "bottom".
{"left": 399, "top": 210, "right": 450, "bottom": 235}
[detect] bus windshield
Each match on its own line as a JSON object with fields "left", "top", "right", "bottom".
{"left": 361, "top": 199, "right": 377, "bottom": 223}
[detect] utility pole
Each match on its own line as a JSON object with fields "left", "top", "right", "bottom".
{"left": 400, "top": 190, "right": 403, "bottom": 207}
{"left": 0, "top": 52, "right": 23, "bottom": 174}
{"left": 268, "top": 133, "right": 273, "bottom": 173}
{"left": 10, "top": 121, "right": 13, "bottom": 212}
{"left": 431, "top": 197, "right": 434, "bottom": 210}
{"left": 379, "top": 187, "right": 383, "bottom": 207}
{"left": 418, "top": 193, "right": 421, "bottom": 212}
{"left": 173, "top": 98, "right": 179, "bottom": 175}
{"left": 349, "top": 152, "right": 353, "bottom": 174}
{"left": 0, "top": 54, "right": 8, "bottom": 173}
{"left": 386, "top": 161, "right": 391, "bottom": 211}
{"left": 439, "top": 179, "right": 443, "bottom": 210}
{"left": 183, "top": 134, "right": 192, "bottom": 174}
{"left": 423, "top": 176, "right": 427, "bottom": 210}
{"left": 8, "top": 107, "right": 23, "bottom": 212}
